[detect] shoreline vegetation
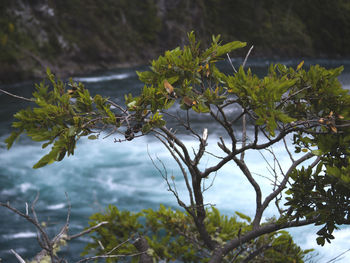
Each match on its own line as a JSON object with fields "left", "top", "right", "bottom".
{"left": 1, "top": 0, "right": 350, "bottom": 84}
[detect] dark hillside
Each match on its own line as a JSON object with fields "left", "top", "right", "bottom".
{"left": 1, "top": 0, "right": 349, "bottom": 83}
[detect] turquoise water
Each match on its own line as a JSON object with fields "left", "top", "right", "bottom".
{"left": 1, "top": 60, "right": 350, "bottom": 262}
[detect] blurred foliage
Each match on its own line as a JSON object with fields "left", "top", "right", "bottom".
{"left": 1, "top": 0, "right": 350, "bottom": 82}
{"left": 83, "top": 205, "right": 312, "bottom": 262}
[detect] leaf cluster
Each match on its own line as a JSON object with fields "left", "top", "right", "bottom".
{"left": 285, "top": 164, "right": 350, "bottom": 246}
{"left": 130, "top": 32, "right": 246, "bottom": 121}
{"left": 84, "top": 205, "right": 311, "bottom": 262}
{"left": 5, "top": 68, "right": 117, "bottom": 168}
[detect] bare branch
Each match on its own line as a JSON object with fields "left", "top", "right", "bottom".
{"left": 159, "top": 127, "right": 193, "bottom": 167}
{"left": 226, "top": 53, "right": 237, "bottom": 73}
{"left": 10, "top": 249, "right": 26, "bottom": 263}
{"left": 147, "top": 143, "right": 189, "bottom": 210}
{"left": 0, "top": 88, "right": 35, "bottom": 102}
{"left": 275, "top": 85, "right": 312, "bottom": 109}
{"left": 31, "top": 192, "right": 39, "bottom": 222}
{"left": 202, "top": 152, "right": 233, "bottom": 179}
{"left": 242, "top": 45, "right": 254, "bottom": 69}
{"left": 283, "top": 137, "right": 295, "bottom": 162}
{"left": 214, "top": 216, "right": 320, "bottom": 262}
{"left": 202, "top": 172, "right": 218, "bottom": 193}
{"left": 240, "top": 108, "right": 247, "bottom": 161}
{"left": 106, "top": 99, "right": 128, "bottom": 114}
{"left": 68, "top": 221, "right": 109, "bottom": 240}
{"left": 211, "top": 105, "right": 237, "bottom": 151}
{"left": 251, "top": 172, "right": 276, "bottom": 185}
{"left": 204, "top": 150, "right": 224, "bottom": 160}
{"left": 108, "top": 236, "right": 135, "bottom": 255}
{"left": 76, "top": 251, "right": 147, "bottom": 263}
{"left": 194, "top": 128, "right": 209, "bottom": 166}
{"left": 0, "top": 199, "right": 50, "bottom": 250}
{"left": 98, "top": 240, "right": 105, "bottom": 250}
{"left": 232, "top": 156, "right": 262, "bottom": 230}
{"left": 325, "top": 248, "right": 350, "bottom": 263}
{"left": 310, "top": 156, "right": 322, "bottom": 169}
{"left": 161, "top": 110, "right": 202, "bottom": 141}
{"left": 256, "top": 152, "right": 315, "bottom": 226}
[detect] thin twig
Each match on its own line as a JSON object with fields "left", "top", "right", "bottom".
{"left": 251, "top": 172, "right": 275, "bottom": 184}
{"left": 98, "top": 240, "right": 105, "bottom": 250}
{"left": 242, "top": 45, "right": 254, "bottom": 69}
{"left": 76, "top": 251, "right": 147, "bottom": 263}
{"left": 10, "top": 249, "right": 26, "bottom": 263}
{"left": 310, "top": 156, "right": 322, "bottom": 169}
{"left": 275, "top": 85, "right": 312, "bottom": 109}
{"left": 106, "top": 99, "right": 128, "bottom": 114}
{"left": 65, "top": 192, "right": 71, "bottom": 229}
{"left": 226, "top": 53, "right": 237, "bottom": 73}
{"left": 0, "top": 88, "right": 34, "bottom": 102}
{"left": 107, "top": 236, "right": 135, "bottom": 255}
{"left": 233, "top": 156, "right": 262, "bottom": 230}
{"left": 256, "top": 152, "right": 314, "bottom": 227}
{"left": 240, "top": 108, "right": 247, "bottom": 161}
{"left": 147, "top": 141, "right": 190, "bottom": 209}
{"left": 25, "top": 202, "right": 28, "bottom": 216}
{"left": 202, "top": 172, "right": 217, "bottom": 193}
{"left": 204, "top": 150, "right": 224, "bottom": 160}
{"left": 283, "top": 137, "right": 294, "bottom": 162}
{"left": 68, "top": 221, "right": 109, "bottom": 240}
{"left": 325, "top": 248, "right": 350, "bottom": 263}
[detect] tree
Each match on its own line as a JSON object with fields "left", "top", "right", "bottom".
{"left": 3, "top": 32, "right": 350, "bottom": 262}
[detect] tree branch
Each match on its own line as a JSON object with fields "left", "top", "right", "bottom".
{"left": 0, "top": 88, "right": 34, "bottom": 102}
{"left": 232, "top": 156, "right": 262, "bottom": 230}
{"left": 256, "top": 152, "right": 314, "bottom": 226}
{"left": 209, "top": 216, "right": 319, "bottom": 262}
{"left": 10, "top": 249, "right": 26, "bottom": 263}
{"left": 154, "top": 135, "right": 195, "bottom": 210}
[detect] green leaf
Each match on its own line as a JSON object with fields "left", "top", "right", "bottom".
{"left": 88, "top": 135, "right": 98, "bottom": 140}
{"left": 285, "top": 189, "right": 293, "bottom": 195}
{"left": 235, "top": 211, "right": 251, "bottom": 223}
{"left": 316, "top": 237, "right": 325, "bottom": 246}
{"left": 127, "top": 100, "right": 137, "bottom": 108}
{"left": 255, "top": 118, "right": 265, "bottom": 126}
{"left": 216, "top": 41, "right": 247, "bottom": 57}
{"left": 68, "top": 126, "right": 77, "bottom": 137}
{"left": 326, "top": 166, "right": 341, "bottom": 177}
{"left": 276, "top": 112, "right": 296, "bottom": 123}
{"left": 142, "top": 123, "right": 152, "bottom": 134}
{"left": 311, "top": 149, "right": 323, "bottom": 156}
{"left": 5, "top": 131, "right": 21, "bottom": 149}
{"left": 33, "top": 152, "right": 56, "bottom": 169}
{"left": 42, "top": 141, "right": 51, "bottom": 149}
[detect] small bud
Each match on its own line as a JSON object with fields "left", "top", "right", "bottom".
{"left": 164, "top": 79, "right": 177, "bottom": 98}
{"left": 318, "top": 118, "right": 325, "bottom": 124}
{"left": 330, "top": 125, "right": 337, "bottom": 133}
{"left": 183, "top": 96, "right": 195, "bottom": 106}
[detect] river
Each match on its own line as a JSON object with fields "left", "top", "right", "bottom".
{"left": 1, "top": 59, "right": 350, "bottom": 262}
